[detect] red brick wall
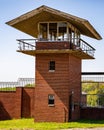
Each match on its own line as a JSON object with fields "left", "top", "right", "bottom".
{"left": 81, "top": 107, "right": 104, "bottom": 120}
{"left": 34, "top": 53, "right": 81, "bottom": 122}
{"left": 0, "top": 87, "right": 34, "bottom": 120}
{"left": 21, "top": 87, "right": 34, "bottom": 118}
{"left": 0, "top": 88, "right": 22, "bottom": 120}
{"left": 36, "top": 41, "right": 70, "bottom": 50}
{"left": 68, "top": 56, "right": 81, "bottom": 120}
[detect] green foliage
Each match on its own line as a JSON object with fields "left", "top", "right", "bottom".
{"left": 0, "top": 118, "right": 104, "bottom": 129}
{"left": 24, "top": 83, "right": 35, "bottom": 87}
{"left": 97, "top": 84, "right": 104, "bottom": 106}
{"left": 82, "top": 82, "right": 104, "bottom": 107}
{"left": 87, "top": 94, "right": 98, "bottom": 107}
{"left": 82, "top": 82, "right": 98, "bottom": 94}
{"left": 0, "top": 87, "right": 16, "bottom": 91}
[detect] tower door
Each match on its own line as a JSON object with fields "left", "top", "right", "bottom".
{"left": 68, "top": 95, "right": 72, "bottom": 121}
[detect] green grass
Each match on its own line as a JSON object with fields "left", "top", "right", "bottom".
{"left": 0, "top": 87, "right": 16, "bottom": 91}
{"left": 0, "top": 118, "right": 104, "bottom": 130}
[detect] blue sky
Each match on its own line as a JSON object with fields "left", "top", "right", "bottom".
{"left": 0, "top": 0, "right": 104, "bottom": 81}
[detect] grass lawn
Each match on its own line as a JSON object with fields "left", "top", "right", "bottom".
{"left": 0, "top": 118, "right": 104, "bottom": 130}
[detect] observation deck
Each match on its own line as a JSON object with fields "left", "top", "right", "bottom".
{"left": 17, "top": 38, "right": 95, "bottom": 59}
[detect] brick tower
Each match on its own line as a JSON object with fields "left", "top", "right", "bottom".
{"left": 7, "top": 5, "right": 102, "bottom": 122}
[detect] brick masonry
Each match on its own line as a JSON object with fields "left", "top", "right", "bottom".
{"left": 81, "top": 107, "right": 104, "bottom": 120}
{"left": 0, "top": 88, "right": 21, "bottom": 120}
{"left": 21, "top": 87, "right": 34, "bottom": 118}
{"left": 34, "top": 53, "right": 81, "bottom": 122}
{"left": 0, "top": 87, "right": 34, "bottom": 120}
{"left": 0, "top": 85, "right": 104, "bottom": 121}
{"left": 1, "top": 39, "right": 101, "bottom": 122}
{"left": 0, "top": 41, "right": 83, "bottom": 122}
{"left": 36, "top": 41, "right": 78, "bottom": 50}
{"left": 36, "top": 41, "right": 71, "bottom": 50}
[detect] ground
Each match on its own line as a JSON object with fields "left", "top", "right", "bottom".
{"left": 63, "top": 128, "right": 104, "bottom": 130}
{"left": 1, "top": 128, "right": 104, "bottom": 130}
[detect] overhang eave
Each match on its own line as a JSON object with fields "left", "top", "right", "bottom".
{"left": 6, "top": 5, "right": 102, "bottom": 40}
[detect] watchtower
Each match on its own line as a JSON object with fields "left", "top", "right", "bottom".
{"left": 7, "top": 5, "right": 102, "bottom": 122}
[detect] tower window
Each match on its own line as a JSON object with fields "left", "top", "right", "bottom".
{"left": 49, "top": 61, "right": 55, "bottom": 72}
{"left": 39, "top": 23, "right": 47, "bottom": 40}
{"left": 48, "top": 94, "right": 55, "bottom": 106}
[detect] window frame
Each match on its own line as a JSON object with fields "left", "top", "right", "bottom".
{"left": 38, "top": 21, "right": 80, "bottom": 41}
{"left": 48, "top": 94, "right": 55, "bottom": 106}
{"left": 49, "top": 61, "right": 55, "bottom": 72}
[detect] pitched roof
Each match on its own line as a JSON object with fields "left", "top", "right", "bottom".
{"left": 6, "top": 5, "right": 102, "bottom": 40}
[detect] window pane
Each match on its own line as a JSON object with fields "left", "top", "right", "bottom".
{"left": 58, "top": 22, "right": 67, "bottom": 41}
{"left": 49, "top": 61, "right": 55, "bottom": 70}
{"left": 39, "top": 23, "right": 47, "bottom": 39}
{"left": 49, "top": 23, "right": 57, "bottom": 40}
{"left": 48, "top": 95, "right": 55, "bottom": 105}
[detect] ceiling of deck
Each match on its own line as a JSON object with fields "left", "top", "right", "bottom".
{"left": 6, "top": 5, "right": 102, "bottom": 40}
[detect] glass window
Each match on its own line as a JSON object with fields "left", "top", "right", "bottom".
{"left": 48, "top": 95, "right": 55, "bottom": 106}
{"left": 69, "top": 28, "right": 72, "bottom": 42}
{"left": 49, "top": 61, "right": 55, "bottom": 71}
{"left": 39, "top": 23, "right": 47, "bottom": 40}
{"left": 38, "top": 22, "right": 79, "bottom": 41}
{"left": 58, "top": 22, "right": 67, "bottom": 41}
{"left": 49, "top": 23, "right": 57, "bottom": 41}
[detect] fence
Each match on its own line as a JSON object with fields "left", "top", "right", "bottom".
{"left": 82, "top": 72, "right": 104, "bottom": 82}
{"left": 0, "top": 78, "right": 35, "bottom": 91}
{"left": 81, "top": 94, "right": 104, "bottom": 108}
{"left": 81, "top": 72, "right": 104, "bottom": 108}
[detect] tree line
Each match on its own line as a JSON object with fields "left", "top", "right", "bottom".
{"left": 82, "top": 82, "right": 104, "bottom": 107}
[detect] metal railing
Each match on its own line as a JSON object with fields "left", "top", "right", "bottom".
{"left": 17, "top": 78, "right": 35, "bottom": 87}
{"left": 81, "top": 72, "right": 104, "bottom": 108}
{"left": 79, "top": 39, "right": 95, "bottom": 57}
{"left": 71, "top": 38, "right": 95, "bottom": 57}
{"left": 17, "top": 39, "right": 36, "bottom": 51}
{"left": 82, "top": 72, "right": 104, "bottom": 83}
{"left": 0, "top": 82, "right": 18, "bottom": 91}
{"left": 0, "top": 78, "right": 35, "bottom": 91}
{"left": 82, "top": 76, "right": 104, "bottom": 83}
{"left": 17, "top": 38, "right": 95, "bottom": 57}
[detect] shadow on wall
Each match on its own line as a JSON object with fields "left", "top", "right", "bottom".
{"left": 0, "top": 101, "right": 11, "bottom": 120}
{"left": 0, "top": 87, "right": 34, "bottom": 121}
{"left": 21, "top": 89, "right": 31, "bottom": 118}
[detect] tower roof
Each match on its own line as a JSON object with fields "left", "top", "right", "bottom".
{"left": 6, "top": 5, "right": 102, "bottom": 40}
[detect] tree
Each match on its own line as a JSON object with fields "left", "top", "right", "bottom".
{"left": 82, "top": 82, "right": 104, "bottom": 107}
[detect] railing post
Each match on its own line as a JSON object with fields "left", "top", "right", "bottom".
{"left": 17, "top": 39, "right": 36, "bottom": 51}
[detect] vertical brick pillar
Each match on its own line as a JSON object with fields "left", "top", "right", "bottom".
{"left": 68, "top": 56, "right": 81, "bottom": 121}
{"left": 21, "top": 87, "right": 35, "bottom": 118}
{"left": 15, "top": 87, "right": 22, "bottom": 118}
